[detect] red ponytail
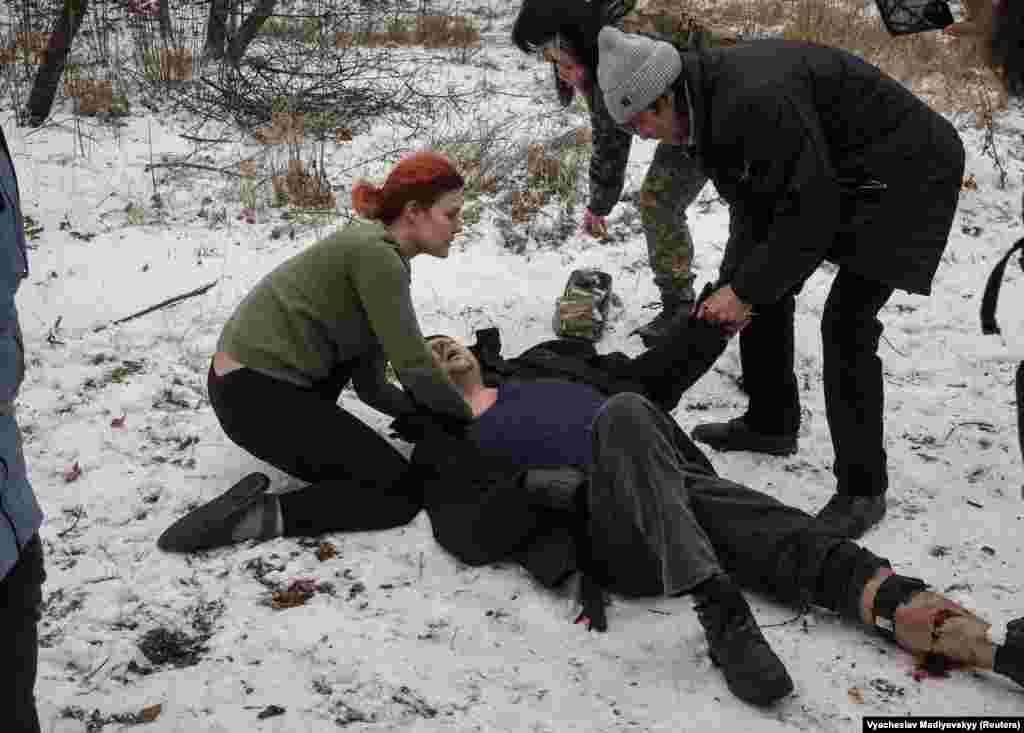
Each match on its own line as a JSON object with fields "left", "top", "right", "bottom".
{"left": 351, "top": 149, "right": 464, "bottom": 224}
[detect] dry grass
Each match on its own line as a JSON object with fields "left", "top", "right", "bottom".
{"left": 272, "top": 159, "right": 336, "bottom": 211}
{"left": 64, "top": 79, "right": 114, "bottom": 115}
{"left": 415, "top": 15, "right": 481, "bottom": 49}
{"left": 334, "top": 13, "right": 480, "bottom": 51}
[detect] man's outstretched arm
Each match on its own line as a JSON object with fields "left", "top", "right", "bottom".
{"left": 609, "top": 288, "right": 729, "bottom": 412}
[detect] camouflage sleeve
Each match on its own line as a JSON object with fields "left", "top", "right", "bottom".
{"left": 587, "top": 88, "right": 632, "bottom": 217}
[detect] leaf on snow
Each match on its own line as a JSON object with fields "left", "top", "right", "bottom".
{"left": 64, "top": 462, "right": 83, "bottom": 483}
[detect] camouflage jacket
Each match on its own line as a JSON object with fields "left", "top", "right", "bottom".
{"left": 581, "top": 0, "right": 735, "bottom": 215}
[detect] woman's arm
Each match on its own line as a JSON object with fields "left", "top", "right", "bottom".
{"left": 350, "top": 351, "right": 417, "bottom": 418}
{"left": 349, "top": 242, "right": 472, "bottom": 422}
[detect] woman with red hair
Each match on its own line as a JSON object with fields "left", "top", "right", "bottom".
{"left": 158, "top": 150, "right": 472, "bottom": 553}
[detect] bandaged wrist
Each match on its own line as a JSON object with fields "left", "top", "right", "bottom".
{"left": 872, "top": 574, "right": 928, "bottom": 637}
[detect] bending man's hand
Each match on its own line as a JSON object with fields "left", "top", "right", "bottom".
{"left": 696, "top": 285, "right": 753, "bottom": 336}
{"left": 581, "top": 208, "right": 609, "bottom": 239}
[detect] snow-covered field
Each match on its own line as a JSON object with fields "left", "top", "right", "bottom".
{"left": 5, "top": 12, "right": 1024, "bottom": 733}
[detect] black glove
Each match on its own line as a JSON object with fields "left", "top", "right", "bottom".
{"left": 521, "top": 467, "right": 586, "bottom": 512}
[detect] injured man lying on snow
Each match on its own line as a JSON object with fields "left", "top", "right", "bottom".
{"left": 408, "top": 326, "right": 1024, "bottom": 707}
{"left": 156, "top": 307, "right": 1024, "bottom": 707}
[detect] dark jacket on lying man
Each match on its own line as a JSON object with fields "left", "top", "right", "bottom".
{"left": 403, "top": 316, "right": 889, "bottom": 633}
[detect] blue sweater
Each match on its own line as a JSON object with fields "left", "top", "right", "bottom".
{"left": 469, "top": 379, "right": 607, "bottom": 470}
{"left": 0, "top": 124, "right": 42, "bottom": 581}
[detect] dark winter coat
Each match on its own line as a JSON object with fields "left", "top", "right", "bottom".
{"left": 676, "top": 40, "right": 966, "bottom": 306}
{"left": 410, "top": 317, "right": 726, "bottom": 591}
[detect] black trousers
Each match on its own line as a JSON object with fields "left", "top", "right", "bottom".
{"left": 582, "top": 394, "right": 890, "bottom": 620}
{"left": 208, "top": 366, "right": 420, "bottom": 536}
{"left": 1017, "top": 361, "right": 1023, "bottom": 466}
{"left": 740, "top": 268, "right": 894, "bottom": 496}
{"left": 1, "top": 534, "right": 44, "bottom": 733}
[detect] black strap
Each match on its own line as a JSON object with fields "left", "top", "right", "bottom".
{"left": 980, "top": 236, "right": 1024, "bottom": 335}
{"left": 872, "top": 574, "right": 928, "bottom": 638}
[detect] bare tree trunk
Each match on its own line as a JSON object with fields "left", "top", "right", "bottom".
{"left": 158, "top": 0, "right": 175, "bottom": 44}
{"left": 226, "top": 0, "right": 276, "bottom": 66}
{"left": 204, "top": 0, "right": 230, "bottom": 60}
{"left": 24, "top": 0, "right": 89, "bottom": 127}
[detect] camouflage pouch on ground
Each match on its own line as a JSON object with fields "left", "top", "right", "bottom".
{"left": 553, "top": 269, "right": 613, "bottom": 341}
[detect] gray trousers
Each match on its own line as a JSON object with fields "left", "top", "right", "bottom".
{"left": 588, "top": 393, "right": 721, "bottom": 596}
{"left": 585, "top": 393, "right": 888, "bottom": 618}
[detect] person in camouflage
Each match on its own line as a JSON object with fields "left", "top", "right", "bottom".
{"left": 513, "top": 0, "right": 733, "bottom": 346}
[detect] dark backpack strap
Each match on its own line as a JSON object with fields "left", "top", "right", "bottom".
{"left": 980, "top": 236, "right": 1024, "bottom": 335}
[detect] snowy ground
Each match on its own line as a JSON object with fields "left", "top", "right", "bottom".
{"left": 4, "top": 16, "right": 1024, "bottom": 733}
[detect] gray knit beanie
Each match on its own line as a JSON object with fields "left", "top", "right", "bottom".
{"left": 597, "top": 26, "right": 682, "bottom": 125}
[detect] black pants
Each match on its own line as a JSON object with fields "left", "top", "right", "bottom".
{"left": 582, "top": 394, "right": 890, "bottom": 620}
{"left": 208, "top": 366, "right": 420, "bottom": 536}
{"left": 741, "top": 268, "right": 894, "bottom": 496}
{"left": 1, "top": 534, "right": 45, "bottom": 733}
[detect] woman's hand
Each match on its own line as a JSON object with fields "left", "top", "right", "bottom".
{"left": 581, "top": 208, "right": 609, "bottom": 239}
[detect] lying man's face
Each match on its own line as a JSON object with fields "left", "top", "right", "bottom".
{"left": 426, "top": 335, "right": 482, "bottom": 388}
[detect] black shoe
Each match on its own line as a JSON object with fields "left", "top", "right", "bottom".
{"left": 815, "top": 493, "right": 887, "bottom": 539}
{"left": 691, "top": 417, "right": 797, "bottom": 456}
{"left": 694, "top": 575, "right": 794, "bottom": 706}
{"left": 631, "top": 302, "right": 693, "bottom": 348}
{"left": 631, "top": 311, "right": 676, "bottom": 348}
{"left": 157, "top": 472, "right": 271, "bottom": 553}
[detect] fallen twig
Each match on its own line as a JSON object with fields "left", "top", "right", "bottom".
{"left": 93, "top": 281, "right": 218, "bottom": 332}
{"left": 46, "top": 316, "right": 65, "bottom": 346}
{"left": 760, "top": 604, "right": 809, "bottom": 628}
{"left": 57, "top": 505, "right": 85, "bottom": 538}
{"left": 143, "top": 162, "right": 243, "bottom": 178}
{"left": 83, "top": 655, "right": 111, "bottom": 682}
{"left": 179, "top": 134, "right": 236, "bottom": 144}
{"left": 881, "top": 333, "right": 908, "bottom": 357}
{"left": 942, "top": 420, "right": 997, "bottom": 444}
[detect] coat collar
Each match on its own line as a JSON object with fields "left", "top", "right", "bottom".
{"left": 676, "top": 50, "right": 706, "bottom": 159}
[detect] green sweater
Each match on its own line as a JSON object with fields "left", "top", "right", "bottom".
{"left": 218, "top": 221, "right": 471, "bottom": 422}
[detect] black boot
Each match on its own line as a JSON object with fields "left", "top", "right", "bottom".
{"left": 815, "top": 492, "right": 887, "bottom": 539}
{"left": 631, "top": 293, "right": 693, "bottom": 348}
{"left": 691, "top": 417, "right": 797, "bottom": 456}
{"left": 693, "top": 574, "right": 794, "bottom": 706}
